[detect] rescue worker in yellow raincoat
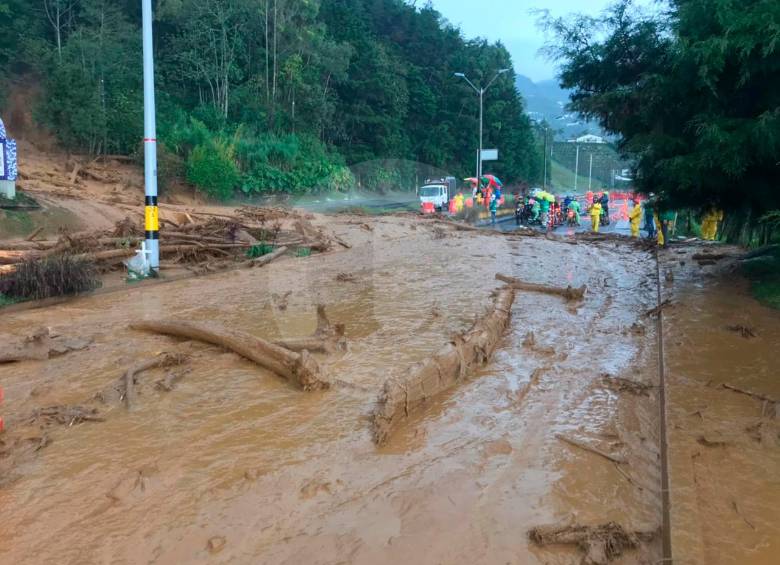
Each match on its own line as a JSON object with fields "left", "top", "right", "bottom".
{"left": 454, "top": 192, "right": 465, "bottom": 213}
{"left": 590, "top": 201, "right": 603, "bottom": 233}
{"left": 700, "top": 208, "right": 723, "bottom": 241}
{"left": 628, "top": 199, "right": 643, "bottom": 238}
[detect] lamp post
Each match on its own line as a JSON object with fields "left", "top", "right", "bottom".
{"left": 588, "top": 153, "right": 594, "bottom": 191}
{"left": 574, "top": 144, "right": 580, "bottom": 192}
{"left": 454, "top": 69, "right": 510, "bottom": 181}
{"left": 142, "top": 0, "right": 159, "bottom": 274}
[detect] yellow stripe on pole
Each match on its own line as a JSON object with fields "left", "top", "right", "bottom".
{"left": 145, "top": 205, "right": 159, "bottom": 232}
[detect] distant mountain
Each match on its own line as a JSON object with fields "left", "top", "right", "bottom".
{"left": 515, "top": 74, "right": 605, "bottom": 140}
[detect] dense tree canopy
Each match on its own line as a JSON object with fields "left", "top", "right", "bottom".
{"left": 543, "top": 0, "right": 779, "bottom": 226}
{"left": 0, "top": 0, "right": 542, "bottom": 196}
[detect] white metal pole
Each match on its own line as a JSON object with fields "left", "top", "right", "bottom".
{"left": 574, "top": 144, "right": 580, "bottom": 192}
{"left": 478, "top": 89, "right": 484, "bottom": 180}
{"left": 142, "top": 0, "right": 159, "bottom": 273}
{"left": 543, "top": 128, "right": 548, "bottom": 189}
{"left": 588, "top": 153, "right": 593, "bottom": 191}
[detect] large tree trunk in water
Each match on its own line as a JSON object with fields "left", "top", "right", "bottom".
{"left": 130, "top": 320, "right": 329, "bottom": 391}
{"left": 495, "top": 273, "right": 586, "bottom": 301}
{"left": 371, "top": 285, "right": 516, "bottom": 445}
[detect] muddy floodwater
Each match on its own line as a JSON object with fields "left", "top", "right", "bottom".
{"left": 1, "top": 216, "right": 778, "bottom": 564}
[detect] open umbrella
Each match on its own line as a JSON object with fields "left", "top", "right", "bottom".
{"left": 464, "top": 177, "right": 479, "bottom": 187}
{"left": 481, "top": 174, "right": 503, "bottom": 188}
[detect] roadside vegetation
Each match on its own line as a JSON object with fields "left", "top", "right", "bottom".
{"left": 0, "top": 0, "right": 542, "bottom": 198}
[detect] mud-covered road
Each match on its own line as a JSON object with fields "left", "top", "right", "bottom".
{"left": 1, "top": 214, "right": 778, "bottom": 564}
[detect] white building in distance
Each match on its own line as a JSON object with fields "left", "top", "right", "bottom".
{"left": 569, "top": 134, "right": 606, "bottom": 144}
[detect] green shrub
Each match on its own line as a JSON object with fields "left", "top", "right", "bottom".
{"left": 186, "top": 139, "right": 240, "bottom": 201}
{"left": 157, "top": 143, "right": 186, "bottom": 194}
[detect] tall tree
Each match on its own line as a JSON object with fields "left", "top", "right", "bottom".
{"left": 543, "top": 0, "right": 780, "bottom": 219}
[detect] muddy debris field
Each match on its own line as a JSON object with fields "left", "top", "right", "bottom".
{"left": 1, "top": 214, "right": 779, "bottom": 565}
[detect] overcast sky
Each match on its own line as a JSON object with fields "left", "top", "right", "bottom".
{"left": 428, "top": 0, "right": 635, "bottom": 82}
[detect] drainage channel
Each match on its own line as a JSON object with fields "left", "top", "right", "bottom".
{"left": 655, "top": 248, "right": 673, "bottom": 563}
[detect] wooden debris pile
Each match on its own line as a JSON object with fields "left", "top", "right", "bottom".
{"left": 0, "top": 207, "right": 339, "bottom": 280}
{"left": 529, "top": 521, "right": 657, "bottom": 565}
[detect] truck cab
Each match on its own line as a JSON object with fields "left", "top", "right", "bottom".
{"left": 418, "top": 177, "right": 456, "bottom": 211}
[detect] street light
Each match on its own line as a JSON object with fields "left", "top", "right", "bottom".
{"left": 454, "top": 68, "right": 510, "bottom": 180}
{"left": 142, "top": 0, "right": 159, "bottom": 274}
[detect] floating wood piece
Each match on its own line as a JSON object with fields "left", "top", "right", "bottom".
{"left": 119, "top": 353, "right": 189, "bottom": 409}
{"left": 555, "top": 433, "right": 627, "bottom": 464}
{"left": 25, "top": 405, "right": 104, "bottom": 427}
{"left": 725, "top": 325, "right": 756, "bottom": 339}
{"left": 274, "top": 305, "right": 347, "bottom": 354}
{"left": 529, "top": 521, "right": 656, "bottom": 565}
{"left": 722, "top": 383, "right": 777, "bottom": 404}
{"left": 601, "top": 375, "right": 654, "bottom": 396}
{"left": 25, "top": 227, "right": 44, "bottom": 242}
{"left": 371, "top": 285, "right": 516, "bottom": 445}
{"left": 130, "top": 320, "right": 329, "bottom": 391}
{"left": 496, "top": 273, "right": 586, "bottom": 301}
{"left": 645, "top": 299, "right": 673, "bottom": 317}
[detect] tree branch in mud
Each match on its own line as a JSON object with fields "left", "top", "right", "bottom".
{"left": 644, "top": 299, "right": 672, "bottom": 317}
{"left": 371, "top": 285, "right": 515, "bottom": 445}
{"left": 528, "top": 521, "right": 657, "bottom": 565}
{"left": 721, "top": 383, "right": 777, "bottom": 405}
{"left": 555, "top": 433, "right": 627, "bottom": 464}
{"left": 117, "top": 353, "right": 190, "bottom": 409}
{"left": 495, "top": 273, "right": 586, "bottom": 301}
{"left": 129, "top": 320, "right": 329, "bottom": 391}
{"left": 273, "top": 305, "right": 347, "bottom": 354}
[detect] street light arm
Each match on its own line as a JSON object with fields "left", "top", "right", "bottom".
{"left": 484, "top": 68, "right": 510, "bottom": 92}
{"left": 455, "top": 73, "right": 480, "bottom": 94}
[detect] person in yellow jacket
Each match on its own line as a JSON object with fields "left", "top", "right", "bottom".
{"left": 628, "top": 199, "right": 643, "bottom": 238}
{"left": 700, "top": 208, "right": 723, "bottom": 241}
{"left": 454, "top": 192, "right": 465, "bottom": 213}
{"left": 590, "top": 201, "right": 603, "bottom": 233}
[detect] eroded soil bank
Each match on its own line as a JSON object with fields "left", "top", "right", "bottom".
{"left": 0, "top": 214, "right": 777, "bottom": 564}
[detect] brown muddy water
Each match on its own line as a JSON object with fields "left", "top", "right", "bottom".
{"left": 659, "top": 249, "right": 780, "bottom": 565}
{"left": 0, "top": 217, "right": 776, "bottom": 564}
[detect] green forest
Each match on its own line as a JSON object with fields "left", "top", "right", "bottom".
{"left": 0, "top": 0, "right": 542, "bottom": 198}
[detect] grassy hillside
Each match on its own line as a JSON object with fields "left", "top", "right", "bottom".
{"left": 549, "top": 159, "right": 593, "bottom": 193}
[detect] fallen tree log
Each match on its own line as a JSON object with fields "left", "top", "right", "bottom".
{"left": 274, "top": 305, "right": 347, "bottom": 354}
{"left": 129, "top": 320, "right": 329, "bottom": 391}
{"left": 0, "top": 250, "right": 35, "bottom": 265}
{"left": 495, "top": 273, "right": 586, "bottom": 301}
{"left": 529, "top": 521, "right": 656, "bottom": 565}
{"left": 25, "top": 227, "right": 44, "bottom": 242}
{"left": 371, "top": 285, "right": 515, "bottom": 445}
